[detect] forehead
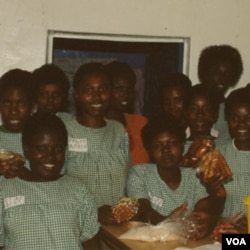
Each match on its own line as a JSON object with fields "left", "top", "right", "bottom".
{"left": 28, "top": 129, "right": 67, "bottom": 143}
{"left": 152, "top": 131, "right": 180, "bottom": 142}
{"left": 1, "top": 87, "right": 29, "bottom": 99}
{"left": 163, "top": 86, "right": 185, "bottom": 97}
{"left": 80, "top": 72, "right": 109, "bottom": 85}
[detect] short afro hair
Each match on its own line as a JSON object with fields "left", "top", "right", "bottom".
{"left": 198, "top": 45, "right": 243, "bottom": 87}
{"left": 141, "top": 114, "right": 186, "bottom": 150}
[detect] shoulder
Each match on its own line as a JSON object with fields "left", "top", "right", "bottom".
{"left": 105, "top": 119, "right": 127, "bottom": 133}
{"left": 124, "top": 113, "right": 148, "bottom": 127}
{"left": 129, "top": 163, "right": 156, "bottom": 175}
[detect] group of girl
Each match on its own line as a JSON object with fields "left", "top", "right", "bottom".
{"left": 0, "top": 43, "right": 248, "bottom": 249}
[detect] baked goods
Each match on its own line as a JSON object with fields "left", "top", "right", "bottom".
{"left": 112, "top": 197, "right": 139, "bottom": 223}
{"left": 181, "top": 137, "right": 215, "bottom": 167}
{"left": 197, "top": 150, "right": 232, "bottom": 183}
{"left": 0, "top": 149, "right": 25, "bottom": 174}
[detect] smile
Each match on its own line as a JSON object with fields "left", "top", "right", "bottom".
{"left": 43, "top": 164, "right": 55, "bottom": 169}
{"left": 121, "top": 101, "right": 128, "bottom": 106}
{"left": 91, "top": 104, "right": 102, "bottom": 108}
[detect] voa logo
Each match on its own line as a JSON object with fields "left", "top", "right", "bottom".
{"left": 222, "top": 234, "right": 250, "bottom": 249}
{"left": 226, "top": 238, "right": 246, "bottom": 246}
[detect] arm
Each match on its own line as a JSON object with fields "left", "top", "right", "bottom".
{"left": 190, "top": 175, "right": 226, "bottom": 240}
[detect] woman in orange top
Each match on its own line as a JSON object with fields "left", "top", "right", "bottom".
{"left": 105, "top": 61, "right": 149, "bottom": 165}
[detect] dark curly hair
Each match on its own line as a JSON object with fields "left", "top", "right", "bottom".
{"left": 198, "top": 45, "right": 243, "bottom": 87}
{"left": 141, "top": 114, "right": 186, "bottom": 150}
{"left": 22, "top": 112, "right": 68, "bottom": 146}
{"left": 105, "top": 61, "right": 136, "bottom": 86}
{"left": 225, "top": 87, "right": 250, "bottom": 121}
{"left": 73, "top": 62, "right": 110, "bottom": 90}
{"left": 0, "top": 69, "right": 35, "bottom": 105}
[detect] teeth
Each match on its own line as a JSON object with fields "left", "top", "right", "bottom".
{"left": 43, "top": 164, "right": 55, "bottom": 169}
{"left": 121, "top": 101, "right": 127, "bottom": 106}
{"left": 238, "top": 130, "right": 247, "bottom": 133}
{"left": 10, "top": 120, "right": 19, "bottom": 124}
{"left": 92, "top": 104, "right": 102, "bottom": 108}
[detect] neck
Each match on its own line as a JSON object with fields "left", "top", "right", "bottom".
{"left": 157, "top": 166, "right": 181, "bottom": 190}
{"left": 234, "top": 139, "right": 250, "bottom": 151}
{"left": 106, "top": 109, "right": 126, "bottom": 126}
{"left": 76, "top": 115, "right": 106, "bottom": 128}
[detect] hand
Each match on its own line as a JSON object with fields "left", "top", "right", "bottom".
{"left": 213, "top": 223, "right": 240, "bottom": 242}
{"left": 202, "top": 174, "right": 226, "bottom": 198}
{"left": 170, "top": 202, "right": 188, "bottom": 217}
{"left": 0, "top": 161, "right": 10, "bottom": 175}
{"left": 4, "top": 163, "right": 27, "bottom": 179}
{"left": 98, "top": 205, "right": 117, "bottom": 225}
{"left": 189, "top": 211, "right": 212, "bottom": 240}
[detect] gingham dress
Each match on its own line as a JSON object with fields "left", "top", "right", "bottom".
{"left": 217, "top": 140, "right": 250, "bottom": 218}
{"left": 0, "top": 127, "right": 23, "bottom": 156}
{"left": 0, "top": 175, "right": 100, "bottom": 250}
{"left": 64, "top": 119, "right": 131, "bottom": 207}
{"left": 126, "top": 163, "right": 207, "bottom": 216}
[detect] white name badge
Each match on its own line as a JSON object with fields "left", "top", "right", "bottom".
{"left": 4, "top": 196, "right": 25, "bottom": 209}
{"left": 149, "top": 192, "right": 163, "bottom": 208}
{"left": 68, "top": 137, "right": 88, "bottom": 152}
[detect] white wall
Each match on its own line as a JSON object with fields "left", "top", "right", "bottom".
{"left": 1, "top": 0, "right": 250, "bottom": 92}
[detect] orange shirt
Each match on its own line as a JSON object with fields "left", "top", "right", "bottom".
{"left": 124, "top": 113, "right": 150, "bottom": 166}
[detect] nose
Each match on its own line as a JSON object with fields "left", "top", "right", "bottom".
{"left": 9, "top": 103, "right": 18, "bottom": 115}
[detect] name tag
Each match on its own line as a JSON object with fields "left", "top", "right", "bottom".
{"left": 4, "top": 196, "right": 25, "bottom": 209}
{"left": 68, "top": 137, "right": 88, "bottom": 152}
{"left": 148, "top": 192, "right": 163, "bottom": 207}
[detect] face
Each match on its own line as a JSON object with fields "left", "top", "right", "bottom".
{"left": 24, "top": 130, "right": 66, "bottom": 181}
{"left": 37, "top": 83, "right": 66, "bottom": 115}
{"left": 149, "top": 131, "right": 184, "bottom": 170}
{"left": 0, "top": 88, "right": 32, "bottom": 132}
{"left": 228, "top": 103, "right": 250, "bottom": 144}
{"left": 162, "top": 87, "right": 185, "bottom": 121}
{"left": 110, "top": 77, "right": 135, "bottom": 113}
{"left": 203, "top": 61, "right": 234, "bottom": 97}
{"left": 74, "top": 73, "right": 111, "bottom": 119}
{"left": 186, "top": 95, "right": 216, "bottom": 138}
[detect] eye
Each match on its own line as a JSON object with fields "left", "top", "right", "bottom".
{"left": 55, "top": 146, "right": 65, "bottom": 153}
{"left": 151, "top": 143, "right": 162, "bottom": 151}
{"left": 36, "top": 146, "right": 47, "bottom": 153}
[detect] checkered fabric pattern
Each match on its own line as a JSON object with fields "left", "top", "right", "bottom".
{"left": 0, "top": 175, "right": 100, "bottom": 250}
{"left": 56, "top": 112, "right": 74, "bottom": 123}
{"left": 0, "top": 128, "right": 23, "bottom": 156}
{"left": 217, "top": 140, "right": 250, "bottom": 218}
{"left": 64, "top": 119, "right": 131, "bottom": 207}
{"left": 126, "top": 163, "right": 208, "bottom": 216}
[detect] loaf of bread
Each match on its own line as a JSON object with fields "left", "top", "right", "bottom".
{"left": 112, "top": 197, "right": 139, "bottom": 223}
{"left": 181, "top": 137, "right": 215, "bottom": 167}
{"left": 197, "top": 150, "right": 232, "bottom": 183}
{"left": 0, "top": 149, "right": 25, "bottom": 174}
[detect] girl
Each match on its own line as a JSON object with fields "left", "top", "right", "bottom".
{"left": 159, "top": 72, "right": 192, "bottom": 131}
{"left": 32, "top": 63, "right": 74, "bottom": 122}
{"left": 0, "top": 113, "right": 100, "bottom": 249}
{"left": 105, "top": 61, "right": 149, "bottom": 165}
{"left": 127, "top": 115, "right": 226, "bottom": 239}
{"left": 0, "top": 69, "right": 34, "bottom": 178}
{"left": 217, "top": 87, "right": 250, "bottom": 218}
{"left": 183, "top": 84, "right": 221, "bottom": 151}
{"left": 63, "top": 62, "right": 130, "bottom": 224}
{"left": 198, "top": 45, "right": 243, "bottom": 142}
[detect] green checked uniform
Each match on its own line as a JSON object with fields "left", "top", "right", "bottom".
{"left": 217, "top": 140, "right": 250, "bottom": 218}
{"left": 64, "top": 119, "right": 131, "bottom": 207}
{"left": 0, "top": 175, "right": 100, "bottom": 250}
{"left": 57, "top": 112, "right": 74, "bottom": 123}
{"left": 0, "top": 127, "right": 24, "bottom": 156}
{"left": 126, "top": 163, "right": 207, "bottom": 216}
